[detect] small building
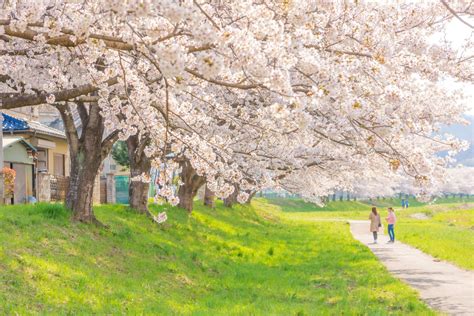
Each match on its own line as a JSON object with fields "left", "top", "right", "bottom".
{"left": 2, "top": 136, "right": 37, "bottom": 204}
{"left": 2, "top": 112, "right": 69, "bottom": 177}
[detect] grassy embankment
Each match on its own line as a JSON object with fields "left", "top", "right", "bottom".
{"left": 263, "top": 197, "right": 474, "bottom": 270}
{"left": 0, "top": 200, "right": 432, "bottom": 315}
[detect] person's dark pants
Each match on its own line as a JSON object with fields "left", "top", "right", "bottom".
{"left": 372, "top": 231, "right": 378, "bottom": 241}
{"left": 388, "top": 224, "right": 395, "bottom": 241}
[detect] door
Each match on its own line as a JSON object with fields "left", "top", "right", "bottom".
{"left": 115, "top": 175, "right": 129, "bottom": 204}
{"left": 12, "top": 163, "right": 27, "bottom": 204}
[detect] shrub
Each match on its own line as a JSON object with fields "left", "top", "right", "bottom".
{"left": 2, "top": 167, "right": 16, "bottom": 198}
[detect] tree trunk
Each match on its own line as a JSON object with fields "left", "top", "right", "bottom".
{"left": 129, "top": 178, "right": 150, "bottom": 213}
{"left": 245, "top": 191, "right": 256, "bottom": 204}
{"left": 224, "top": 185, "right": 239, "bottom": 208}
{"left": 203, "top": 184, "right": 215, "bottom": 208}
{"left": 66, "top": 151, "right": 102, "bottom": 222}
{"left": 59, "top": 102, "right": 118, "bottom": 224}
{"left": 127, "top": 134, "right": 151, "bottom": 214}
{"left": 177, "top": 159, "right": 205, "bottom": 212}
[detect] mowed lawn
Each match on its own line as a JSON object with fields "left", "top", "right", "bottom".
{"left": 0, "top": 200, "right": 432, "bottom": 315}
{"left": 263, "top": 197, "right": 474, "bottom": 271}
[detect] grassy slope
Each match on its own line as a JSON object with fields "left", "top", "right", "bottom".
{"left": 263, "top": 197, "right": 474, "bottom": 270}
{"left": 0, "top": 201, "right": 432, "bottom": 315}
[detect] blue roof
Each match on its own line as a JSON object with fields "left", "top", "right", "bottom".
{"left": 2, "top": 113, "right": 29, "bottom": 131}
{"left": 1, "top": 112, "right": 65, "bottom": 138}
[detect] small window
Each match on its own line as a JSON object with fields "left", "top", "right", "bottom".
{"left": 53, "top": 153, "right": 65, "bottom": 176}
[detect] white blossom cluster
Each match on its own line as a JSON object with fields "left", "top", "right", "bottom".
{"left": 1, "top": 0, "right": 472, "bottom": 203}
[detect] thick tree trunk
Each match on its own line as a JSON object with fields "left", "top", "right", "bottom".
{"left": 178, "top": 185, "right": 195, "bottom": 212}
{"left": 129, "top": 180, "right": 150, "bottom": 213}
{"left": 177, "top": 159, "right": 205, "bottom": 212}
{"left": 127, "top": 134, "right": 151, "bottom": 214}
{"left": 224, "top": 185, "right": 239, "bottom": 208}
{"left": 203, "top": 184, "right": 215, "bottom": 208}
{"left": 59, "top": 102, "right": 118, "bottom": 224}
{"left": 66, "top": 150, "right": 102, "bottom": 222}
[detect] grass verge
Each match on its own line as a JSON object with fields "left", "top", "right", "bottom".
{"left": 0, "top": 200, "right": 433, "bottom": 314}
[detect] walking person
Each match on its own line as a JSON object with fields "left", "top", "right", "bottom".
{"left": 386, "top": 207, "right": 397, "bottom": 243}
{"left": 369, "top": 207, "right": 381, "bottom": 244}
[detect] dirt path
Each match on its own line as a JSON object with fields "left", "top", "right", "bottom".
{"left": 349, "top": 220, "right": 474, "bottom": 315}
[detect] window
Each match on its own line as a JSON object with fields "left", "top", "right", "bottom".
{"left": 37, "top": 149, "right": 48, "bottom": 172}
{"left": 53, "top": 153, "right": 65, "bottom": 176}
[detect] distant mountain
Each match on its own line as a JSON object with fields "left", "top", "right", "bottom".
{"left": 441, "top": 115, "right": 474, "bottom": 166}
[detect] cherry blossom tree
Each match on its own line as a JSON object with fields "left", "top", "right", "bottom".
{"left": 1, "top": 1, "right": 472, "bottom": 221}
{"left": 57, "top": 101, "right": 118, "bottom": 222}
{"left": 438, "top": 167, "right": 474, "bottom": 197}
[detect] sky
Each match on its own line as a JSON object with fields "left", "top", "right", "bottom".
{"left": 441, "top": 18, "right": 474, "bottom": 116}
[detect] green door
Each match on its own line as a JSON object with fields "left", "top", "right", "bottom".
{"left": 115, "top": 175, "right": 129, "bottom": 204}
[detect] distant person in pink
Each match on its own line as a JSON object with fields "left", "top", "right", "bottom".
{"left": 386, "top": 207, "right": 396, "bottom": 243}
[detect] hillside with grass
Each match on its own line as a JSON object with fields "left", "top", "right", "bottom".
{"left": 0, "top": 201, "right": 433, "bottom": 315}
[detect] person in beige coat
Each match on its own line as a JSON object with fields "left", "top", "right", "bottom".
{"left": 369, "top": 207, "right": 381, "bottom": 244}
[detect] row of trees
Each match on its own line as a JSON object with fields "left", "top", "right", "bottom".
{"left": 1, "top": 1, "right": 473, "bottom": 222}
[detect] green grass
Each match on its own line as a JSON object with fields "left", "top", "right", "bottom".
{"left": 396, "top": 209, "right": 474, "bottom": 270}
{"left": 264, "top": 197, "right": 370, "bottom": 212}
{"left": 0, "top": 200, "right": 433, "bottom": 314}
{"left": 262, "top": 197, "right": 474, "bottom": 270}
{"left": 262, "top": 196, "right": 474, "bottom": 220}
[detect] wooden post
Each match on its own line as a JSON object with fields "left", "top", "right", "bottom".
{"left": 36, "top": 172, "right": 51, "bottom": 202}
{"left": 106, "top": 173, "right": 116, "bottom": 204}
{"left": 93, "top": 173, "right": 101, "bottom": 204}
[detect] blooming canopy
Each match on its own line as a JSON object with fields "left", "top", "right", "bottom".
{"left": 1, "top": 0, "right": 472, "bottom": 202}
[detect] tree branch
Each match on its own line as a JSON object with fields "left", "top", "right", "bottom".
{"left": 440, "top": 0, "right": 474, "bottom": 29}
{"left": 57, "top": 103, "right": 79, "bottom": 155}
{"left": 76, "top": 101, "right": 89, "bottom": 132}
{"left": 185, "top": 68, "right": 261, "bottom": 89}
{"left": 0, "top": 76, "right": 118, "bottom": 109}
{"left": 101, "top": 130, "right": 120, "bottom": 160}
